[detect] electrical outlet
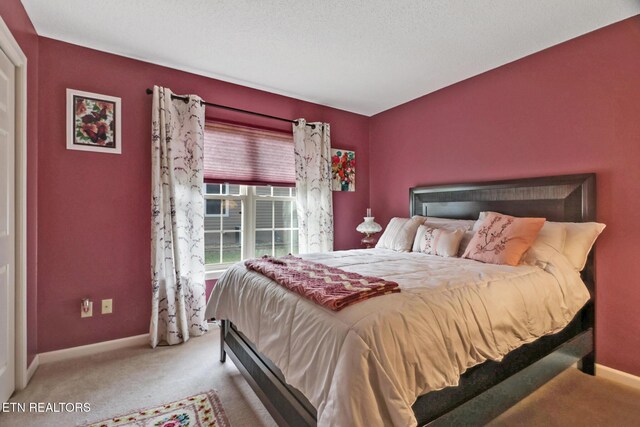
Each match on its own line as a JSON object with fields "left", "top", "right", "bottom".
{"left": 101, "top": 299, "right": 113, "bottom": 314}
{"left": 81, "top": 301, "right": 93, "bottom": 318}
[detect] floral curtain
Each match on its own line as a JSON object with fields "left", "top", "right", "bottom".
{"left": 293, "top": 119, "right": 334, "bottom": 253}
{"left": 150, "top": 85, "right": 208, "bottom": 347}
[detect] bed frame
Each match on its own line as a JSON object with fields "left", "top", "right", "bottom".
{"left": 218, "top": 173, "right": 597, "bottom": 426}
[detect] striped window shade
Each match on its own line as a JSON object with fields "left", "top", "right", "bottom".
{"left": 203, "top": 121, "right": 295, "bottom": 186}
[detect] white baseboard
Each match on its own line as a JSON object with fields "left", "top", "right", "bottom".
{"left": 596, "top": 363, "right": 640, "bottom": 390}
{"left": 25, "top": 354, "right": 39, "bottom": 384}
{"left": 39, "top": 334, "right": 149, "bottom": 365}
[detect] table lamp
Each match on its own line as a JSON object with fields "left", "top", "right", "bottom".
{"left": 356, "top": 208, "right": 382, "bottom": 248}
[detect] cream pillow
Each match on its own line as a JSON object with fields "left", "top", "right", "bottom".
{"left": 522, "top": 221, "right": 567, "bottom": 267}
{"left": 472, "top": 213, "right": 487, "bottom": 231}
{"left": 376, "top": 217, "right": 423, "bottom": 252}
{"left": 562, "top": 222, "right": 606, "bottom": 271}
{"left": 414, "top": 225, "right": 465, "bottom": 257}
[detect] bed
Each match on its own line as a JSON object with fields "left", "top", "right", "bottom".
{"left": 206, "top": 173, "right": 597, "bottom": 426}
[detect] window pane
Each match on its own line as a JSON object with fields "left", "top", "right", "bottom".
{"left": 206, "top": 199, "right": 222, "bottom": 216}
{"left": 228, "top": 184, "right": 241, "bottom": 195}
{"left": 204, "top": 215, "right": 221, "bottom": 231}
{"left": 255, "top": 230, "right": 273, "bottom": 257}
{"left": 274, "top": 230, "right": 292, "bottom": 257}
{"left": 290, "top": 187, "right": 296, "bottom": 197}
{"left": 255, "top": 200, "right": 273, "bottom": 228}
{"left": 292, "top": 231, "right": 299, "bottom": 255}
{"left": 255, "top": 186, "right": 271, "bottom": 196}
{"left": 222, "top": 232, "right": 242, "bottom": 263}
{"left": 205, "top": 184, "right": 222, "bottom": 195}
{"left": 205, "top": 232, "right": 221, "bottom": 264}
{"left": 292, "top": 204, "right": 298, "bottom": 228}
{"left": 274, "top": 201, "right": 293, "bottom": 228}
{"left": 223, "top": 200, "right": 242, "bottom": 231}
{"left": 272, "top": 186, "right": 290, "bottom": 197}
{"left": 204, "top": 199, "right": 221, "bottom": 231}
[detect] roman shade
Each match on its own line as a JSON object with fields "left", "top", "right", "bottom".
{"left": 204, "top": 121, "right": 295, "bottom": 186}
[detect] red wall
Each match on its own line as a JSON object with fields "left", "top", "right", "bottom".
{"left": 5, "top": 3, "right": 639, "bottom": 379}
{"left": 370, "top": 17, "right": 640, "bottom": 376}
{"left": 36, "top": 37, "right": 370, "bottom": 352}
{"left": 0, "top": 1, "right": 39, "bottom": 365}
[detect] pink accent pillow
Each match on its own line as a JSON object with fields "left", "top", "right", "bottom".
{"left": 463, "top": 212, "right": 545, "bottom": 266}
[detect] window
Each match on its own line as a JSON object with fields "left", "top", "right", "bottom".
{"left": 202, "top": 121, "right": 297, "bottom": 277}
{"left": 204, "top": 184, "right": 298, "bottom": 274}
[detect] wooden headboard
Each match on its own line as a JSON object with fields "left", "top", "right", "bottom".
{"left": 409, "top": 173, "right": 596, "bottom": 294}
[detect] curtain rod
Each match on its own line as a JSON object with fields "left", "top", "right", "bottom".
{"left": 145, "top": 88, "right": 314, "bottom": 128}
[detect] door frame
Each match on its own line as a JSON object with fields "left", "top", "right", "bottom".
{"left": 0, "top": 16, "right": 29, "bottom": 390}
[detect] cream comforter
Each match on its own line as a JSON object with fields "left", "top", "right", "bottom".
{"left": 205, "top": 249, "right": 590, "bottom": 426}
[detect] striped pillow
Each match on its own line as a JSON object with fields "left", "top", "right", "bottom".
{"left": 375, "top": 217, "right": 422, "bottom": 252}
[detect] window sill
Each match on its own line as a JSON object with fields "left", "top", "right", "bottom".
{"left": 205, "top": 269, "right": 227, "bottom": 280}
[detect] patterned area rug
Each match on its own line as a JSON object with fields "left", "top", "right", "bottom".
{"left": 85, "top": 390, "right": 230, "bottom": 427}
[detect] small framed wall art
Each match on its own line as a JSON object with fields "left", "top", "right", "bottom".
{"left": 66, "top": 89, "right": 122, "bottom": 154}
{"left": 331, "top": 148, "right": 355, "bottom": 192}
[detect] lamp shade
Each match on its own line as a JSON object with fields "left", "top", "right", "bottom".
{"left": 356, "top": 217, "right": 382, "bottom": 235}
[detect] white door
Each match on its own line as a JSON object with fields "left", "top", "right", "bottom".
{"left": 0, "top": 46, "right": 16, "bottom": 403}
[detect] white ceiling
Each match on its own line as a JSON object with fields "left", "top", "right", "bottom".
{"left": 21, "top": 0, "right": 640, "bottom": 116}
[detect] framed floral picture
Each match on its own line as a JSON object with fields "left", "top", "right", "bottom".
{"left": 331, "top": 149, "right": 355, "bottom": 192}
{"left": 66, "top": 89, "right": 122, "bottom": 154}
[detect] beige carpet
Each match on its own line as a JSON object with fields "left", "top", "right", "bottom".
{"left": 489, "top": 368, "right": 640, "bottom": 427}
{"left": 2, "top": 325, "right": 276, "bottom": 427}
{"left": 2, "top": 324, "right": 639, "bottom": 426}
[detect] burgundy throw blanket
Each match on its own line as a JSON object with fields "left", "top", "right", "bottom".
{"left": 244, "top": 255, "right": 400, "bottom": 311}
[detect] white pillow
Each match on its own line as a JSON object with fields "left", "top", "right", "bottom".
{"left": 522, "top": 221, "right": 567, "bottom": 267}
{"left": 376, "top": 217, "right": 423, "bottom": 252}
{"left": 413, "top": 225, "right": 465, "bottom": 257}
{"left": 562, "top": 222, "right": 606, "bottom": 271}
